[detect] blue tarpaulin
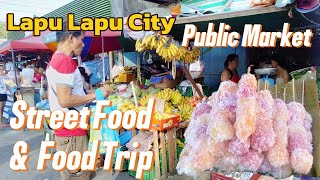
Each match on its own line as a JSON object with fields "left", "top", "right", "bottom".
{"left": 83, "top": 58, "right": 110, "bottom": 85}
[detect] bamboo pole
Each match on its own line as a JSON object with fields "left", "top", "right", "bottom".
{"left": 109, "top": 51, "right": 114, "bottom": 82}
{"left": 119, "top": 49, "right": 124, "bottom": 67}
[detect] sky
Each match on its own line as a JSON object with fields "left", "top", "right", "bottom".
{"left": 0, "top": 0, "right": 74, "bottom": 22}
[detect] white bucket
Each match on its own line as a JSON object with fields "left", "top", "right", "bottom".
{"left": 22, "top": 68, "right": 34, "bottom": 85}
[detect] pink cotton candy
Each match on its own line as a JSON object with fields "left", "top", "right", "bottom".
{"left": 304, "top": 113, "right": 312, "bottom": 131}
{"left": 216, "top": 81, "right": 238, "bottom": 108}
{"left": 239, "top": 150, "right": 264, "bottom": 172}
{"left": 237, "top": 74, "right": 257, "bottom": 98}
{"left": 273, "top": 100, "right": 289, "bottom": 146}
{"left": 287, "top": 102, "right": 307, "bottom": 126}
{"left": 213, "top": 141, "right": 230, "bottom": 158}
{"left": 229, "top": 137, "right": 250, "bottom": 156}
{"left": 291, "top": 148, "right": 313, "bottom": 174}
{"left": 193, "top": 150, "right": 216, "bottom": 172}
{"left": 257, "top": 90, "right": 275, "bottom": 119}
{"left": 194, "top": 102, "right": 212, "bottom": 117}
{"left": 208, "top": 111, "right": 235, "bottom": 142}
{"left": 235, "top": 97, "right": 257, "bottom": 143}
{"left": 267, "top": 144, "right": 289, "bottom": 168}
{"left": 258, "top": 156, "right": 273, "bottom": 174}
{"left": 251, "top": 119, "right": 276, "bottom": 153}
{"left": 271, "top": 164, "right": 293, "bottom": 179}
{"left": 214, "top": 152, "right": 239, "bottom": 171}
{"left": 288, "top": 125, "right": 309, "bottom": 154}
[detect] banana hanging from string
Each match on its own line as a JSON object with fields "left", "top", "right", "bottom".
{"left": 156, "top": 40, "right": 179, "bottom": 62}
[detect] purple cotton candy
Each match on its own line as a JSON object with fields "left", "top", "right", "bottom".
{"left": 194, "top": 102, "right": 212, "bottom": 117}
{"left": 251, "top": 119, "right": 276, "bottom": 153}
{"left": 256, "top": 90, "right": 275, "bottom": 119}
{"left": 287, "top": 102, "right": 307, "bottom": 126}
{"left": 229, "top": 137, "right": 250, "bottom": 156}
{"left": 239, "top": 150, "right": 264, "bottom": 172}
{"left": 288, "top": 125, "right": 309, "bottom": 154}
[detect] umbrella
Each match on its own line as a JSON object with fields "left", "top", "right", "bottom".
{"left": 42, "top": 30, "right": 122, "bottom": 82}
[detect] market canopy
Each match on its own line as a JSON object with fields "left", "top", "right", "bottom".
{"left": 42, "top": 30, "right": 122, "bottom": 57}
{"left": 0, "top": 31, "right": 51, "bottom": 55}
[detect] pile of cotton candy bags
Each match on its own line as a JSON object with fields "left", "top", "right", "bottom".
{"left": 177, "top": 73, "right": 313, "bottom": 179}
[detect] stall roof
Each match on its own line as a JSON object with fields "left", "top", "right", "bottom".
{"left": 0, "top": 31, "right": 51, "bottom": 55}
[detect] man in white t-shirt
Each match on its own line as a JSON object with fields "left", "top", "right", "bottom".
{"left": 46, "top": 21, "right": 109, "bottom": 180}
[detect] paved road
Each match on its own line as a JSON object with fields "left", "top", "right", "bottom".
{"left": 0, "top": 127, "right": 134, "bottom": 180}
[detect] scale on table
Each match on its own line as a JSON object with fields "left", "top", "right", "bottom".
{"left": 254, "top": 68, "right": 277, "bottom": 86}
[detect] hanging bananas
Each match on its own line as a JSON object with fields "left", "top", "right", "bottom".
{"left": 156, "top": 42, "right": 179, "bottom": 62}
{"left": 135, "top": 34, "right": 168, "bottom": 52}
{"left": 175, "top": 47, "right": 201, "bottom": 64}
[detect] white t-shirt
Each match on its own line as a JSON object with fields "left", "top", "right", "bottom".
{"left": 46, "top": 53, "right": 86, "bottom": 112}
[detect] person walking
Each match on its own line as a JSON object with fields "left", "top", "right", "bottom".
{"left": 46, "top": 21, "right": 109, "bottom": 180}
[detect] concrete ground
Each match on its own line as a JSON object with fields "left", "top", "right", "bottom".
{"left": 0, "top": 127, "right": 210, "bottom": 180}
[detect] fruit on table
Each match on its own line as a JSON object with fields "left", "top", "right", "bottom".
{"left": 155, "top": 88, "right": 173, "bottom": 101}
{"left": 139, "top": 94, "right": 151, "bottom": 107}
{"left": 118, "top": 101, "right": 138, "bottom": 113}
{"left": 171, "top": 89, "right": 183, "bottom": 106}
{"left": 153, "top": 112, "right": 174, "bottom": 120}
{"left": 178, "top": 104, "right": 193, "bottom": 120}
{"left": 187, "top": 96, "right": 201, "bottom": 108}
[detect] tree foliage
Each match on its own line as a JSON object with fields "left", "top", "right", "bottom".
{"left": 0, "top": 21, "right": 7, "bottom": 39}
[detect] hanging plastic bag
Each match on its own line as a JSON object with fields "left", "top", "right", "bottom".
{"left": 189, "top": 60, "right": 205, "bottom": 79}
{"left": 88, "top": 89, "right": 120, "bottom": 158}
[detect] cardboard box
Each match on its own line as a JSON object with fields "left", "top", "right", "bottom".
{"left": 151, "top": 114, "right": 180, "bottom": 131}
{"left": 117, "top": 74, "right": 134, "bottom": 82}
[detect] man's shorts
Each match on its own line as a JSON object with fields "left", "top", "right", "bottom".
{"left": 55, "top": 136, "right": 96, "bottom": 180}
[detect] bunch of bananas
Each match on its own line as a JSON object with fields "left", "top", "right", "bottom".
{"left": 180, "top": 96, "right": 191, "bottom": 105}
{"left": 184, "top": 47, "right": 201, "bottom": 64}
{"left": 155, "top": 89, "right": 173, "bottom": 101}
{"left": 178, "top": 104, "right": 194, "bottom": 121}
{"left": 170, "top": 89, "right": 183, "bottom": 106}
{"left": 156, "top": 43, "right": 179, "bottom": 62}
{"left": 139, "top": 94, "right": 150, "bottom": 107}
{"left": 175, "top": 46, "right": 188, "bottom": 60}
{"left": 153, "top": 111, "right": 174, "bottom": 120}
{"left": 176, "top": 139, "right": 185, "bottom": 148}
{"left": 118, "top": 101, "right": 137, "bottom": 113}
{"left": 164, "top": 102, "right": 175, "bottom": 113}
{"left": 148, "top": 34, "right": 168, "bottom": 50}
{"left": 135, "top": 34, "right": 168, "bottom": 52}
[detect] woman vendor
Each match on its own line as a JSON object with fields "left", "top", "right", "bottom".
{"left": 221, "top": 54, "right": 240, "bottom": 83}
{"left": 270, "top": 54, "right": 291, "bottom": 84}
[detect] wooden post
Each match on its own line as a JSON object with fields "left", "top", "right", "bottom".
{"left": 109, "top": 51, "right": 114, "bottom": 82}
{"left": 181, "top": 65, "right": 204, "bottom": 99}
{"left": 167, "top": 129, "right": 175, "bottom": 175}
{"left": 119, "top": 49, "right": 124, "bottom": 67}
{"left": 160, "top": 132, "right": 168, "bottom": 179}
{"left": 152, "top": 130, "right": 161, "bottom": 180}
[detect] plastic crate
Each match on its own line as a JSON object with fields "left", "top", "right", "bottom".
{"left": 177, "top": 85, "right": 210, "bottom": 97}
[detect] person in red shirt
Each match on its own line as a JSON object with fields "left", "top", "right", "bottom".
{"left": 221, "top": 54, "right": 240, "bottom": 83}
{"left": 46, "top": 21, "right": 109, "bottom": 180}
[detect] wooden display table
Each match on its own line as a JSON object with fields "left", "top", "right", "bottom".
{"left": 152, "top": 121, "right": 190, "bottom": 180}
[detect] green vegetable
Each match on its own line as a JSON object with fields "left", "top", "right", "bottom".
{"left": 107, "top": 94, "right": 118, "bottom": 100}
